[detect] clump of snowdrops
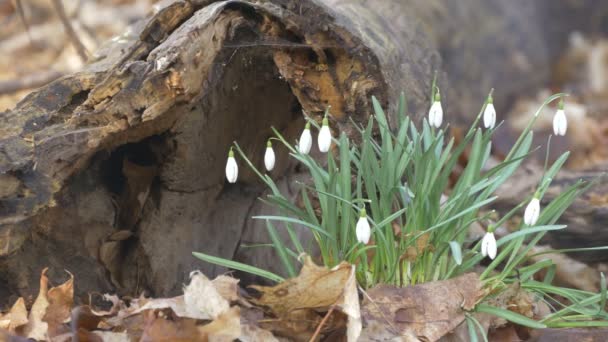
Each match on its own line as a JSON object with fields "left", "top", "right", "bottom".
{"left": 197, "top": 84, "right": 608, "bottom": 332}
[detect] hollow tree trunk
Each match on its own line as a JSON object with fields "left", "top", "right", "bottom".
{"left": 1, "top": 0, "right": 607, "bottom": 302}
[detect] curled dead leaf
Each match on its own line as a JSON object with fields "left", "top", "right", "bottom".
{"left": 0, "top": 297, "right": 28, "bottom": 332}
{"left": 360, "top": 273, "right": 483, "bottom": 341}
{"left": 140, "top": 310, "right": 202, "bottom": 342}
{"left": 400, "top": 233, "right": 433, "bottom": 262}
{"left": 212, "top": 275, "right": 244, "bottom": 305}
{"left": 45, "top": 270, "right": 74, "bottom": 328}
{"left": 249, "top": 255, "right": 360, "bottom": 341}
{"left": 90, "top": 293, "right": 125, "bottom": 316}
{"left": 23, "top": 268, "right": 51, "bottom": 340}
{"left": 19, "top": 268, "right": 74, "bottom": 340}
{"left": 250, "top": 256, "right": 352, "bottom": 316}
{"left": 184, "top": 270, "right": 230, "bottom": 319}
{"left": 199, "top": 306, "right": 242, "bottom": 341}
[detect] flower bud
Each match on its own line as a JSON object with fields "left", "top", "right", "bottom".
{"left": 318, "top": 117, "right": 332, "bottom": 153}
{"left": 225, "top": 148, "right": 238, "bottom": 183}
{"left": 524, "top": 197, "right": 541, "bottom": 226}
{"left": 483, "top": 95, "right": 496, "bottom": 129}
{"left": 264, "top": 140, "right": 275, "bottom": 171}
{"left": 298, "top": 122, "right": 312, "bottom": 154}
{"left": 428, "top": 91, "right": 443, "bottom": 128}
{"left": 481, "top": 231, "right": 497, "bottom": 259}
{"left": 355, "top": 208, "right": 371, "bottom": 244}
{"left": 553, "top": 99, "right": 567, "bottom": 136}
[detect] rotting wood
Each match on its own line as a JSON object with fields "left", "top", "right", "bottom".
{"left": 0, "top": 0, "right": 392, "bottom": 299}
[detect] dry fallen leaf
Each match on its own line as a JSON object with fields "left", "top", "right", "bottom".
{"left": 139, "top": 310, "right": 203, "bottom": 342}
{"left": 336, "top": 265, "right": 361, "bottom": 342}
{"left": 90, "top": 294, "right": 125, "bottom": 316}
{"left": 184, "top": 270, "right": 230, "bottom": 319}
{"left": 212, "top": 275, "right": 244, "bottom": 305}
{"left": 401, "top": 232, "right": 433, "bottom": 262}
{"left": 91, "top": 330, "right": 130, "bottom": 341}
{"left": 199, "top": 306, "right": 242, "bottom": 341}
{"left": 360, "top": 273, "right": 483, "bottom": 342}
{"left": 20, "top": 268, "right": 74, "bottom": 340}
{"left": 44, "top": 270, "right": 74, "bottom": 335}
{"left": 250, "top": 256, "right": 352, "bottom": 316}
{"left": 138, "top": 306, "right": 241, "bottom": 342}
{"left": 0, "top": 297, "right": 28, "bottom": 332}
{"left": 23, "top": 268, "right": 51, "bottom": 340}
{"left": 250, "top": 255, "right": 360, "bottom": 340}
{"left": 94, "top": 271, "right": 278, "bottom": 341}
{"left": 239, "top": 321, "right": 281, "bottom": 342}
{"left": 0, "top": 266, "right": 278, "bottom": 340}
{"left": 481, "top": 281, "right": 550, "bottom": 336}
{"left": 251, "top": 256, "right": 361, "bottom": 341}
{"left": 124, "top": 296, "right": 193, "bottom": 320}
{"left": 104, "top": 271, "right": 237, "bottom": 327}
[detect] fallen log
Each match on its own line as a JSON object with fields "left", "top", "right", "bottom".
{"left": 1, "top": 0, "right": 607, "bottom": 301}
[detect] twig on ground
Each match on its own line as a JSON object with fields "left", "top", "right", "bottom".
{"left": 358, "top": 285, "right": 399, "bottom": 334}
{"left": 50, "top": 0, "right": 88, "bottom": 63}
{"left": 309, "top": 305, "right": 336, "bottom": 342}
{"left": 12, "top": 0, "right": 33, "bottom": 45}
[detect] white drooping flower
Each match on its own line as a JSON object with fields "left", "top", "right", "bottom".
{"left": 524, "top": 197, "right": 541, "bottom": 226}
{"left": 225, "top": 148, "right": 238, "bottom": 183}
{"left": 553, "top": 99, "right": 567, "bottom": 136}
{"left": 298, "top": 122, "right": 312, "bottom": 155}
{"left": 355, "top": 208, "right": 371, "bottom": 244}
{"left": 428, "top": 91, "right": 443, "bottom": 128}
{"left": 481, "top": 231, "right": 497, "bottom": 260}
{"left": 264, "top": 140, "right": 275, "bottom": 171}
{"left": 483, "top": 95, "right": 497, "bottom": 129}
{"left": 318, "top": 116, "right": 332, "bottom": 153}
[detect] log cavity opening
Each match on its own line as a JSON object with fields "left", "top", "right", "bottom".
{"left": 100, "top": 136, "right": 163, "bottom": 197}
{"left": 196, "top": 25, "right": 305, "bottom": 187}
{"left": 120, "top": 23, "right": 316, "bottom": 296}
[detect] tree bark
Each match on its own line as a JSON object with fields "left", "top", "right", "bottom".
{"left": 1, "top": 0, "right": 607, "bottom": 301}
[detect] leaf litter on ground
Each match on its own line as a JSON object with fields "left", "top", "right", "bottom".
{"left": 1, "top": 256, "right": 607, "bottom": 341}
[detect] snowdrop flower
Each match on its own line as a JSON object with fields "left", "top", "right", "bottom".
{"left": 553, "top": 99, "right": 567, "bottom": 136}
{"left": 428, "top": 91, "right": 443, "bottom": 128}
{"left": 356, "top": 208, "right": 371, "bottom": 244}
{"left": 483, "top": 95, "right": 497, "bottom": 129}
{"left": 524, "top": 196, "right": 541, "bottom": 226}
{"left": 225, "top": 148, "right": 238, "bottom": 183}
{"left": 264, "top": 140, "right": 275, "bottom": 171}
{"left": 318, "top": 116, "right": 332, "bottom": 153}
{"left": 298, "top": 122, "right": 312, "bottom": 155}
{"left": 481, "top": 229, "right": 497, "bottom": 260}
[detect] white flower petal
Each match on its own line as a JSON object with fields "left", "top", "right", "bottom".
{"left": 428, "top": 101, "right": 443, "bottom": 128}
{"left": 318, "top": 125, "right": 332, "bottom": 153}
{"left": 483, "top": 103, "right": 496, "bottom": 129}
{"left": 481, "top": 235, "right": 489, "bottom": 257}
{"left": 481, "top": 232, "right": 497, "bottom": 259}
{"left": 553, "top": 109, "right": 567, "bottom": 136}
{"left": 356, "top": 216, "right": 371, "bottom": 244}
{"left": 264, "top": 147, "right": 275, "bottom": 171}
{"left": 225, "top": 156, "right": 238, "bottom": 183}
{"left": 524, "top": 197, "right": 541, "bottom": 226}
{"left": 298, "top": 128, "right": 312, "bottom": 154}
